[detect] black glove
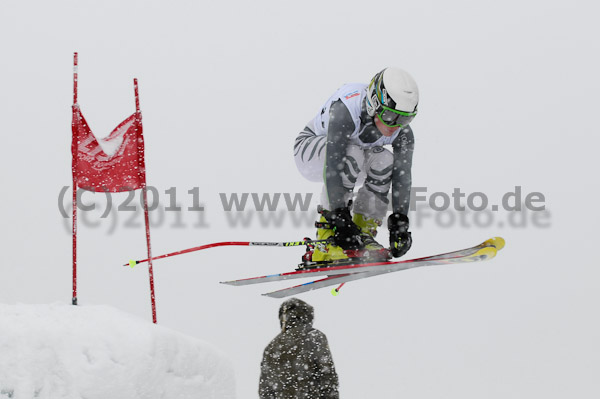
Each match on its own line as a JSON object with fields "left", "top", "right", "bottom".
{"left": 324, "top": 207, "right": 364, "bottom": 250}
{"left": 388, "top": 213, "right": 412, "bottom": 258}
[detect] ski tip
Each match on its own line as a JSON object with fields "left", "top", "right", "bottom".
{"left": 484, "top": 237, "right": 505, "bottom": 251}
{"left": 475, "top": 246, "right": 497, "bottom": 260}
{"left": 262, "top": 291, "right": 285, "bottom": 299}
{"left": 220, "top": 279, "right": 258, "bottom": 286}
{"left": 128, "top": 260, "right": 137, "bottom": 268}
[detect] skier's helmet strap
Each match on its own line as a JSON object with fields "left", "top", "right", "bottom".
{"left": 366, "top": 67, "right": 419, "bottom": 122}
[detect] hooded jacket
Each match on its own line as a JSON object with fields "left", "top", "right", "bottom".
{"left": 259, "top": 298, "right": 339, "bottom": 399}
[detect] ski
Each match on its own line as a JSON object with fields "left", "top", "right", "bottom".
{"left": 261, "top": 248, "right": 488, "bottom": 298}
{"left": 221, "top": 237, "right": 505, "bottom": 297}
{"left": 222, "top": 237, "right": 504, "bottom": 286}
{"left": 263, "top": 273, "right": 361, "bottom": 298}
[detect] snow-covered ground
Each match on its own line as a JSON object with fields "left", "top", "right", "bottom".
{"left": 0, "top": 303, "right": 234, "bottom": 399}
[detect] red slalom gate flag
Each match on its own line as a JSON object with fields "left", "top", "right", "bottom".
{"left": 72, "top": 109, "right": 146, "bottom": 193}
{"left": 71, "top": 52, "right": 157, "bottom": 323}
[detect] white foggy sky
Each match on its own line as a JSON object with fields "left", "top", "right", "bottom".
{"left": 0, "top": 0, "right": 599, "bottom": 398}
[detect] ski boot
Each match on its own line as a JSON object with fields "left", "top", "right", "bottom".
{"left": 299, "top": 208, "right": 389, "bottom": 269}
{"left": 350, "top": 213, "right": 392, "bottom": 261}
{"left": 309, "top": 214, "right": 350, "bottom": 263}
{"left": 298, "top": 206, "right": 353, "bottom": 268}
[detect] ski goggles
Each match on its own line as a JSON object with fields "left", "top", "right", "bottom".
{"left": 377, "top": 106, "right": 417, "bottom": 128}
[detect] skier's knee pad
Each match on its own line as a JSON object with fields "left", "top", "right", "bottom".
{"left": 365, "top": 146, "right": 394, "bottom": 176}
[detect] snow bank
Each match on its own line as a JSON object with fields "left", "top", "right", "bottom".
{"left": 0, "top": 303, "right": 235, "bottom": 399}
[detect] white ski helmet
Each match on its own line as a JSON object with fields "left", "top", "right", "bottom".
{"left": 366, "top": 67, "right": 419, "bottom": 127}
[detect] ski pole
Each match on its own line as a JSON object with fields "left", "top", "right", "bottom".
{"left": 124, "top": 239, "right": 331, "bottom": 267}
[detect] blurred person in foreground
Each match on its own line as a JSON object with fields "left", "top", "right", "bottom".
{"left": 259, "top": 298, "right": 339, "bottom": 398}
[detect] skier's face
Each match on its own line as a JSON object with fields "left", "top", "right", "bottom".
{"left": 374, "top": 115, "right": 400, "bottom": 137}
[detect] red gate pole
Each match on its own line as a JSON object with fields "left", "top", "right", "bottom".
{"left": 142, "top": 186, "right": 157, "bottom": 324}
{"left": 72, "top": 52, "right": 79, "bottom": 306}
{"left": 135, "top": 79, "right": 157, "bottom": 323}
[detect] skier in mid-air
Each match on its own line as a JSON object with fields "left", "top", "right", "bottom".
{"left": 294, "top": 67, "right": 418, "bottom": 263}
{"left": 126, "top": 65, "right": 505, "bottom": 296}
